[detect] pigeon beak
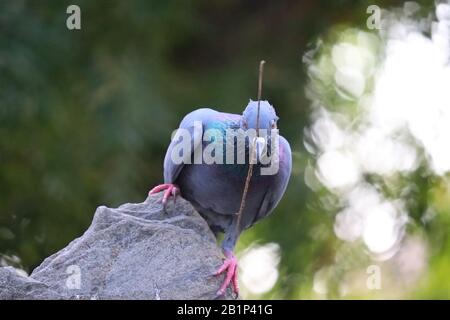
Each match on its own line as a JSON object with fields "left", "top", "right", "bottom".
{"left": 255, "top": 137, "right": 266, "bottom": 161}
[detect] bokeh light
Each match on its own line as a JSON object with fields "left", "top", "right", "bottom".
{"left": 304, "top": 1, "right": 450, "bottom": 297}
{"left": 239, "top": 243, "right": 280, "bottom": 296}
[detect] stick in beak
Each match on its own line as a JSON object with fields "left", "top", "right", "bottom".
{"left": 255, "top": 136, "right": 266, "bottom": 162}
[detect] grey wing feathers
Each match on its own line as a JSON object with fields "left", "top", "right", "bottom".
{"left": 163, "top": 108, "right": 217, "bottom": 183}
{"left": 163, "top": 126, "right": 196, "bottom": 183}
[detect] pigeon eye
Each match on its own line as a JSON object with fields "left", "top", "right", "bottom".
{"left": 271, "top": 120, "right": 277, "bottom": 129}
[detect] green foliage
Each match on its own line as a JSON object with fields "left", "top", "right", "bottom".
{"left": 1, "top": 0, "right": 448, "bottom": 299}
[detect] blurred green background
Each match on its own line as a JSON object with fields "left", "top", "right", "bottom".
{"left": 1, "top": 0, "right": 449, "bottom": 299}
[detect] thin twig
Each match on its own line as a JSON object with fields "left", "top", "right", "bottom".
{"left": 236, "top": 60, "right": 265, "bottom": 228}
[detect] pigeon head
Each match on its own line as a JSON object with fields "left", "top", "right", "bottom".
{"left": 241, "top": 99, "right": 279, "bottom": 162}
{"left": 241, "top": 99, "right": 279, "bottom": 135}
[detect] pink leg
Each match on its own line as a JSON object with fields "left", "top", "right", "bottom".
{"left": 214, "top": 251, "right": 239, "bottom": 297}
{"left": 149, "top": 183, "right": 179, "bottom": 205}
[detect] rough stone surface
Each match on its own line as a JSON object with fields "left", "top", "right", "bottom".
{"left": 0, "top": 195, "right": 233, "bottom": 300}
{"left": 0, "top": 267, "right": 61, "bottom": 299}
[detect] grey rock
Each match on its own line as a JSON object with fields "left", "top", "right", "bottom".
{"left": 0, "top": 195, "right": 233, "bottom": 299}
{"left": 0, "top": 267, "right": 60, "bottom": 299}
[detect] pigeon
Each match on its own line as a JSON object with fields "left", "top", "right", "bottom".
{"left": 149, "top": 99, "right": 292, "bottom": 297}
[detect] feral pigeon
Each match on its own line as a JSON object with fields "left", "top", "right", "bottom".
{"left": 150, "top": 100, "right": 292, "bottom": 296}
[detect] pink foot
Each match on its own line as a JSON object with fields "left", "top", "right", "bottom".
{"left": 149, "top": 183, "right": 179, "bottom": 205}
{"left": 214, "top": 251, "right": 239, "bottom": 297}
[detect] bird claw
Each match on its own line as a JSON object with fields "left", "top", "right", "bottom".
{"left": 149, "top": 183, "right": 179, "bottom": 207}
{"left": 214, "top": 251, "right": 239, "bottom": 297}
